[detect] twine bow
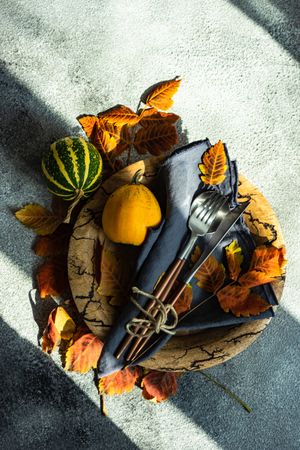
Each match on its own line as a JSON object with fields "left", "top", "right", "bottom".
{"left": 126, "top": 286, "right": 178, "bottom": 338}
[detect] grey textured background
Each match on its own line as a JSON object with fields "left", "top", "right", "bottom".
{"left": 1, "top": 1, "right": 300, "bottom": 449}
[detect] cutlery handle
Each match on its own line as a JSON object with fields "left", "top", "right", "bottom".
{"left": 128, "top": 281, "right": 187, "bottom": 362}
{"left": 114, "top": 258, "right": 186, "bottom": 359}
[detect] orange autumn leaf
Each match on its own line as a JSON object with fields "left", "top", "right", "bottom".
{"left": 42, "top": 306, "right": 76, "bottom": 354}
{"left": 173, "top": 284, "right": 193, "bottom": 315}
{"left": 100, "top": 105, "right": 140, "bottom": 127}
{"left": 239, "top": 245, "right": 286, "bottom": 288}
{"left": 217, "top": 284, "right": 271, "bottom": 317}
{"left": 139, "top": 108, "right": 179, "bottom": 127}
{"left": 99, "top": 367, "right": 140, "bottom": 395}
{"left": 15, "top": 204, "right": 62, "bottom": 236}
{"left": 199, "top": 140, "right": 228, "bottom": 185}
{"left": 191, "top": 246, "right": 225, "bottom": 293}
{"left": 112, "top": 125, "right": 132, "bottom": 157}
{"left": 65, "top": 333, "right": 103, "bottom": 374}
{"left": 36, "top": 257, "right": 69, "bottom": 299}
{"left": 94, "top": 118, "right": 119, "bottom": 154}
{"left": 141, "top": 371, "right": 178, "bottom": 402}
{"left": 143, "top": 78, "right": 181, "bottom": 111}
{"left": 77, "top": 114, "right": 98, "bottom": 138}
{"left": 134, "top": 122, "right": 178, "bottom": 155}
{"left": 225, "top": 240, "right": 244, "bottom": 281}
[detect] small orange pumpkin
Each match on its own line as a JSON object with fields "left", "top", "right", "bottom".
{"left": 102, "top": 170, "right": 162, "bottom": 246}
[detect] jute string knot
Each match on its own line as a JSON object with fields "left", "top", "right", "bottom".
{"left": 126, "top": 286, "right": 178, "bottom": 338}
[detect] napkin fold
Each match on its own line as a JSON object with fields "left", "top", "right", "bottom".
{"left": 98, "top": 139, "right": 278, "bottom": 376}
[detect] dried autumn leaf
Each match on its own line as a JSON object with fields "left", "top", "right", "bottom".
{"left": 36, "top": 257, "right": 69, "bottom": 299}
{"left": 42, "top": 306, "right": 76, "bottom": 354}
{"left": 111, "top": 125, "right": 132, "bottom": 157}
{"left": 141, "top": 371, "right": 178, "bottom": 402}
{"left": 173, "top": 284, "right": 193, "bottom": 315}
{"left": 239, "top": 245, "right": 286, "bottom": 288}
{"left": 15, "top": 204, "right": 62, "bottom": 236}
{"left": 217, "top": 284, "right": 271, "bottom": 317}
{"left": 94, "top": 118, "right": 119, "bottom": 154}
{"left": 33, "top": 225, "right": 71, "bottom": 257}
{"left": 191, "top": 246, "right": 225, "bottom": 293}
{"left": 225, "top": 240, "right": 244, "bottom": 281}
{"left": 199, "top": 140, "right": 228, "bottom": 185}
{"left": 100, "top": 105, "right": 140, "bottom": 127}
{"left": 142, "top": 78, "right": 181, "bottom": 111}
{"left": 65, "top": 333, "right": 103, "bottom": 373}
{"left": 97, "top": 247, "right": 131, "bottom": 297}
{"left": 139, "top": 108, "right": 179, "bottom": 127}
{"left": 77, "top": 114, "right": 98, "bottom": 138}
{"left": 134, "top": 122, "right": 178, "bottom": 156}
{"left": 99, "top": 367, "right": 140, "bottom": 395}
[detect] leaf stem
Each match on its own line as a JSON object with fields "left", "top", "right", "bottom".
{"left": 200, "top": 370, "right": 252, "bottom": 413}
{"left": 100, "top": 393, "right": 107, "bottom": 416}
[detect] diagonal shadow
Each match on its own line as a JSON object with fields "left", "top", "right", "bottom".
{"left": 0, "top": 319, "right": 139, "bottom": 450}
{"left": 228, "top": 0, "right": 300, "bottom": 62}
{"left": 170, "top": 307, "right": 300, "bottom": 449}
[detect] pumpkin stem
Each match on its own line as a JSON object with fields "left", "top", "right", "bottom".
{"left": 63, "top": 189, "right": 85, "bottom": 224}
{"left": 131, "top": 169, "right": 143, "bottom": 185}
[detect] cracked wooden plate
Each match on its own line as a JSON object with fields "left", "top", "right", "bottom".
{"left": 68, "top": 158, "right": 284, "bottom": 371}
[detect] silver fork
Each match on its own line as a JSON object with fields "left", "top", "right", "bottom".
{"left": 115, "top": 191, "right": 229, "bottom": 360}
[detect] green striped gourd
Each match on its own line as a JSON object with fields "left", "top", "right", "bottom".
{"left": 42, "top": 137, "right": 102, "bottom": 200}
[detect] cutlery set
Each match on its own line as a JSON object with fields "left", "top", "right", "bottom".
{"left": 115, "top": 191, "right": 250, "bottom": 363}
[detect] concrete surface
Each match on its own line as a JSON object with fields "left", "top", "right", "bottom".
{"left": 1, "top": 0, "right": 300, "bottom": 449}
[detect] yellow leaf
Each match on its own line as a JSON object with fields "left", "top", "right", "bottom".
{"left": 139, "top": 108, "right": 179, "bottom": 126}
{"left": 191, "top": 246, "right": 225, "bottom": 293}
{"left": 15, "top": 204, "right": 62, "bottom": 235}
{"left": 42, "top": 306, "right": 76, "bottom": 354}
{"left": 143, "top": 78, "right": 182, "bottom": 111}
{"left": 225, "top": 240, "right": 244, "bottom": 281}
{"left": 99, "top": 367, "right": 140, "bottom": 395}
{"left": 134, "top": 122, "right": 178, "bottom": 156}
{"left": 199, "top": 140, "right": 228, "bottom": 185}
{"left": 65, "top": 333, "right": 103, "bottom": 373}
{"left": 100, "top": 105, "right": 140, "bottom": 127}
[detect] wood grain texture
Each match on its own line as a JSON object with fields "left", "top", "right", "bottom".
{"left": 68, "top": 159, "right": 285, "bottom": 371}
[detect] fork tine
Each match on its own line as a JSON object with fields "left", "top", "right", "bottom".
{"left": 202, "top": 195, "right": 225, "bottom": 225}
{"left": 196, "top": 192, "right": 218, "bottom": 219}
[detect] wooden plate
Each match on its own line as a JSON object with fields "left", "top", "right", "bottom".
{"left": 68, "top": 158, "right": 284, "bottom": 371}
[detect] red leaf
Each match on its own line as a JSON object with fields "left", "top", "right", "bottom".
{"left": 141, "top": 371, "right": 178, "bottom": 402}
{"left": 36, "top": 257, "right": 69, "bottom": 299}
{"left": 65, "top": 333, "right": 103, "bottom": 373}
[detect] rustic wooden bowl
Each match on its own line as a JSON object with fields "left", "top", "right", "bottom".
{"left": 68, "top": 158, "right": 284, "bottom": 371}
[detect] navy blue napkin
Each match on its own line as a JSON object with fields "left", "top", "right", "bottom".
{"left": 98, "top": 139, "right": 278, "bottom": 376}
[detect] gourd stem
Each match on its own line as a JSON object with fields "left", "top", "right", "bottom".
{"left": 131, "top": 169, "right": 143, "bottom": 185}
{"left": 63, "top": 189, "right": 85, "bottom": 224}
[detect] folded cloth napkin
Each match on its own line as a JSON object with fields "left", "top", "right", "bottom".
{"left": 98, "top": 139, "right": 278, "bottom": 376}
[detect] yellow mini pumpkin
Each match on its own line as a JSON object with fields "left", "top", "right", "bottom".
{"left": 102, "top": 170, "right": 162, "bottom": 246}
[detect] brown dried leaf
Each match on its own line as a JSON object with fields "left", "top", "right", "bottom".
{"left": 191, "top": 246, "right": 225, "bottom": 293}
{"left": 97, "top": 248, "right": 131, "bottom": 297}
{"left": 217, "top": 284, "right": 271, "bottom": 317}
{"left": 239, "top": 245, "right": 286, "bottom": 288}
{"left": 134, "top": 122, "right": 178, "bottom": 156}
{"left": 139, "top": 108, "right": 179, "bottom": 127}
{"left": 15, "top": 204, "right": 62, "bottom": 236}
{"left": 99, "top": 367, "right": 140, "bottom": 395}
{"left": 33, "top": 225, "right": 71, "bottom": 257}
{"left": 143, "top": 78, "right": 181, "bottom": 111}
{"left": 199, "top": 140, "right": 228, "bottom": 185}
{"left": 36, "top": 256, "right": 69, "bottom": 299}
{"left": 100, "top": 105, "right": 140, "bottom": 127}
{"left": 141, "top": 371, "right": 178, "bottom": 402}
{"left": 225, "top": 240, "right": 244, "bottom": 281}
{"left": 65, "top": 333, "right": 103, "bottom": 373}
{"left": 173, "top": 284, "right": 193, "bottom": 315}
